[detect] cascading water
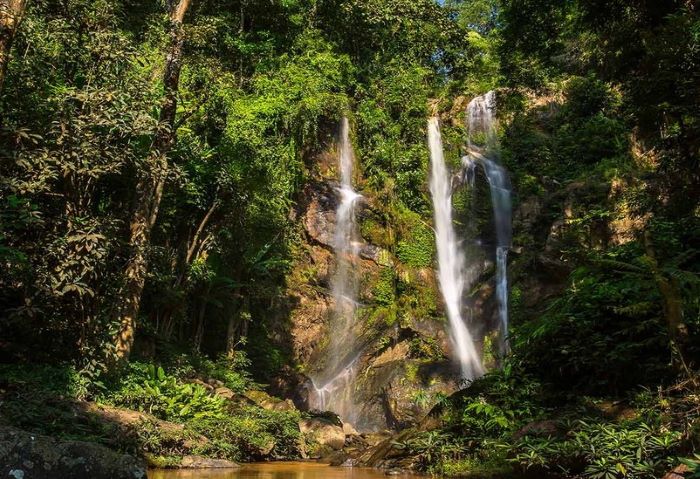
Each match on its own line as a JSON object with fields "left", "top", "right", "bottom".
{"left": 428, "top": 117, "right": 484, "bottom": 380}
{"left": 309, "top": 117, "right": 362, "bottom": 425}
{"left": 463, "top": 92, "right": 513, "bottom": 354}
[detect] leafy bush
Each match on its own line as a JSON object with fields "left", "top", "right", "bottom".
{"left": 100, "top": 360, "right": 302, "bottom": 462}
{"left": 104, "top": 363, "right": 226, "bottom": 421}
{"left": 192, "top": 406, "right": 302, "bottom": 461}
{"left": 0, "top": 363, "right": 99, "bottom": 400}
{"left": 680, "top": 454, "right": 700, "bottom": 479}
{"left": 168, "top": 352, "right": 254, "bottom": 394}
{"left": 511, "top": 420, "right": 681, "bottom": 479}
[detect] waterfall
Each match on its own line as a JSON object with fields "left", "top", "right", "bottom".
{"left": 463, "top": 91, "right": 512, "bottom": 354}
{"left": 309, "top": 117, "right": 362, "bottom": 426}
{"left": 428, "top": 117, "right": 484, "bottom": 380}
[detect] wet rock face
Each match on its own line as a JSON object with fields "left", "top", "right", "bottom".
{"left": 282, "top": 142, "right": 459, "bottom": 432}
{"left": 301, "top": 180, "right": 338, "bottom": 248}
{"left": 0, "top": 426, "right": 146, "bottom": 479}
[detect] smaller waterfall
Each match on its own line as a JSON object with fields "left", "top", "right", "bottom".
{"left": 310, "top": 353, "right": 360, "bottom": 422}
{"left": 464, "top": 92, "right": 512, "bottom": 354}
{"left": 428, "top": 117, "right": 484, "bottom": 380}
{"left": 309, "top": 117, "right": 362, "bottom": 426}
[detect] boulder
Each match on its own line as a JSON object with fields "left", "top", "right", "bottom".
{"left": 245, "top": 390, "right": 297, "bottom": 411}
{"left": 342, "top": 422, "right": 359, "bottom": 436}
{"left": 299, "top": 418, "right": 346, "bottom": 450}
{"left": 179, "top": 455, "right": 239, "bottom": 468}
{"left": 214, "top": 386, "right": 236, "bottom": 400}
{"left": 0, "top": 426, "right": 146, "bottom": 479}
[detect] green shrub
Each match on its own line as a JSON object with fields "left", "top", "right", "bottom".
{"left": 680, "top": 454, "right": 700, "bottom": 478}
{"left": 104, "top": 363, "right": 226, "bottom": 421}
{"left": 192, "top": 406, "right": 302, "bottom": 461}
{"left": 511, "top": 419, "right": 681, "bottom": 478}
{"left": 169, "top": 352, "right": 254, "bottom": 394}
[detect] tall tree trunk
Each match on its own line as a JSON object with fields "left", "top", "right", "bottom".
{"left": 0, "top": 0, "right": 28, "bottom": 92}
{"left": 225, "top": 291, "right": 242, "bottom": 356}
{"left": 193, "top": 288, "right": 209, "bottom": 353}
{"left": 644, "top": 230, "right": 690, "bottom": 371}
{"left": 114, "top": 0, "right": 193, "bottom": 361}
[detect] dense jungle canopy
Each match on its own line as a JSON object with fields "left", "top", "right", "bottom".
{"left": 0, "top": 0, "right": 699, "bottom": 478}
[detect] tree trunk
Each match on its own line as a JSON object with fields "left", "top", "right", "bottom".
{"left": 0, "top": 0, "right": 28, "bottom": 92}
{"left": 114, "top": 0, "right": 193, "bottom": 361}
{"left": 193, "top": 291, "right": 208, "bottom": 353}
{"left": 644, "top": 230, "right": 690, "bottom": 370}
{"left": 225, "top": 294, "right": 242, "bottom": 356}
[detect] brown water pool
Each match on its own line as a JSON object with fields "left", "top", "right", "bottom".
{"left": 148, "top": 462, "right": 424, "bottom": 479}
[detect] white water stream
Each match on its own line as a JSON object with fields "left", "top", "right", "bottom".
{"left": 463, "top": 91, "right": 512, "bottom": 354}
{"left": 309, "top": 117, "right": 362, "bottom": 426}
{"left": 428, "top": 117, "right": 484, "bottom": 380}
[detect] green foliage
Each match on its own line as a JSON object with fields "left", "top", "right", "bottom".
{"left": 0, "top": 363, "right": 90, "bottom": 397}
{"left": 391, "top": 203, "right": 436, "bottom": 268}
{"left": 397, "top": 430, "right": 465, "bottom": 471}
{"left": 680, "top": 454, "right": 700, "bottom": 479}
{"left": 169, "top": 352, "right": 254, "bottom": 394}
{"left": 511, "top": 420, "right": 680, "bottom": 478}
{"left": 372, "top": 267, "right": 396, "bottom": 306}
{"left": 104, "top": 362, "right": 226, "bottom": 421}
{"left": 396, "top": 221, "right": 435, "bottom": 269}
{"left": 192, "top": 406, "right": 302, "bottom": 461}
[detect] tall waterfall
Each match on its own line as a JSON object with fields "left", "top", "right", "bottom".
{"left": 428, "top": 117, "right": 484, "bottom": 380}
{"left": 463, "top": 91, "right": 512, "bottom": 354}
{"left": 309, "top": 117, "right": 362, "bottom": 425}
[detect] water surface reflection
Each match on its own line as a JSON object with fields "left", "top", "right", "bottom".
{"left": 149, "top": 461, "right": 424, "bottom": 479}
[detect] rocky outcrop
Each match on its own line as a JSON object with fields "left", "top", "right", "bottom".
{"left": 0, "top": 426, "right": 146, "bottom": 479}
{"left": 299, "top": 417, "right": 346, "bottom": 451}
{"left": 301, "top": 180, "right": 338, "bottom": 248}
{"left": 280, "top": 129, "right": 462, "bottom": 432}
{"left": 245, "top": 389, "right": 297, "bottom": 411}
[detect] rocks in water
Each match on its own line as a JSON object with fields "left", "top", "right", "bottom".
{"left": 327, "top": 451, "right": 351, "bottom": 466}
{"left": 299, "top": 417, "right": 346, "bottom": 450}
{"left": 357, "top": 428, "right": 419, "bottom": 471}
{"left": 0, "top": 426, "right": 146, "bottom": 479}
{"left": 179, "top": 455, "right": 239, "bottom": 468}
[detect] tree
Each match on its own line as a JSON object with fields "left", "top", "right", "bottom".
{"left": 0, "top": 0, "right": 28, "bottom": 91}
{"left": 114, "top": 0, "right": 193, "bottom": 361}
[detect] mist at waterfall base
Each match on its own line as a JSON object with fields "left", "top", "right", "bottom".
{"left": 308, "top": 117, "right": 363, "bottom": 428}
{"left": 428, "top": 91, "right": 513, "bottom": 382}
